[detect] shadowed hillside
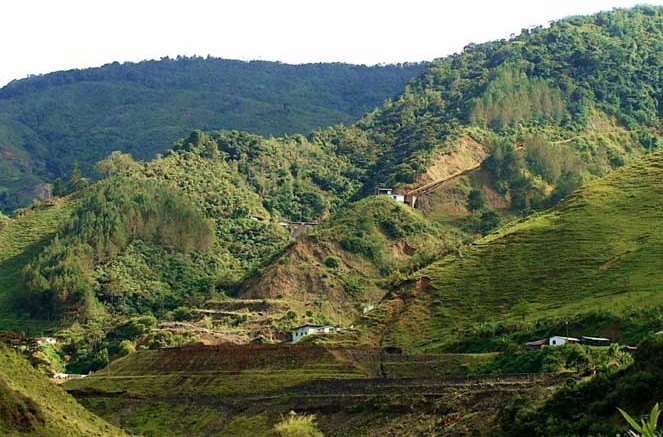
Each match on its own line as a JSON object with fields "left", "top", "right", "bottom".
{"left": 0, "top": 343, "right": 126, "bottom": 436}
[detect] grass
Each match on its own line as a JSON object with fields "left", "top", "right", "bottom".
{"left": 0, "top": 198, "right": 74, "bottom": 332}
{"left": 386, "top": 151, "right": 663, "bottom": 351}
{"left": 0, "top": 343, "right": 126, "bottom": 436}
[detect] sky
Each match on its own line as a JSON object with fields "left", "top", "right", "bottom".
{"left": 1, "top": 0, "right": 661, "bottom": 87}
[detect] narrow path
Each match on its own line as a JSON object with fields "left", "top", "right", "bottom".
{"left": 406, "top": 162, "right": 483, "bottom": 197}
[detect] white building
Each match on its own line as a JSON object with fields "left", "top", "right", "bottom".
{"left": 37, "top": 337, "right": 57, "bottom": 345}
{"left": 291, "top": 324, "right": 340, "bottom": 343}
{"left": 51, "top": 373, "right": 86, "bottom": 381}
{"left": 376, "top": 188, "right": 405, "bottom": 203}
{"left": 549, "top": 336, "right": 580, "bottom": 346}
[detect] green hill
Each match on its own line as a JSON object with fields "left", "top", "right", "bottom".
{"left": 241, "top": 196, "right": 466, "bottom": 324}
{"left": 328, "top": 5, "right": 662, "bottom": 207}
{"left": 0, "top": 342, "right": 126, "bottom": 436}
{"left": 381, "top": 149, "right": 663, "bottom": 352}
{"left": 0, "top": 58, "right": 424, "bottom": 211}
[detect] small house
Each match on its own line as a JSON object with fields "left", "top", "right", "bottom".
{"left": 290, "top": 324, "right": 340, "bottom": 343}
{"left": 37, "top": 337, "right": 57, "bottom": 345}
{"left": 51, "top": 373, "right": 86, "bottom": 381}
{"left": 549, "top": 336, "right": 580, "bottom": 347}
{"left": 376, "top": 188, "right": 405, "bottom": 203}
{"left": 581, "top": 336, "right": 611, "bottom": 346}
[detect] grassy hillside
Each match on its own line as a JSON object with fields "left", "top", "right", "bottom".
{"left": 0, "top": 0, "right": 662, "bottom": 387}
{"left": 382, "top": 150, "right": 663, "bottom": 352}
{"left": 0, "top": 199, "right": 74, "bottom": 332}
{"left": 16, "top": 140, "right": 296, "bottom": 324}
{"left": 0, "top": 58, "right": 424, "bottom": 212}
{"left": 0, "top": 343, "right": 126, "bottom": 436}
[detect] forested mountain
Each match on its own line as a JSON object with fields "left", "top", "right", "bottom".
{"left": 326, "top": 5, "right": 662, "bottom": 202}
{"left": 0, "top": 58, "right": 424, "bottom": 212}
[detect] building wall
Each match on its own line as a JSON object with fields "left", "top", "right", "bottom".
{"left": 549, "top": 336, "right": 566, "bottom": 346}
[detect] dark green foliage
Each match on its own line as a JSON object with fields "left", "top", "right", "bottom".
{"left": 172, "top": 307, "right": 193, "bottom": 322}
{"left": 22, "top": 178, "right": 214, "bottom": 320}
{"left": 330, "top": 6, "right": 663, "bottom": 213}
{"left": 479, "top": 344, "right": 590, "bottom": 374}
{"left": 323, "top": 256, "right": 341, "bottom": 269}
{"left": 0, "top": 58, "right": 424, "bottom": 212}
{"left": 467, "top": 189, "right": 486, "bottom": 212}
{"left": 478, "top": 210, "right": 503, "bottom": 235}
{"left": 504, "top": 334, "right": 663, "bottom": 436}
{"left": 52, "top": 178, "right": 65, "bottom": 197}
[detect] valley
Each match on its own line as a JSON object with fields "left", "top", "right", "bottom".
{"left": 0, "top": 4, "right": 663, "bottom": 436}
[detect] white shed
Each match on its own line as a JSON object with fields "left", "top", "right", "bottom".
{"left": 376, "top": 188, "right": 405, "bottom": 203}
{"left": 291, "top": 324, "right": 339, "bottom": 343}
{"left": 549, "top": 336, "right": 580, "bottom": 346}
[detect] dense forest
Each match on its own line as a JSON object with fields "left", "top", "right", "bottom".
{"left": 0, "top": 58, "right": 424, "bottom": 212}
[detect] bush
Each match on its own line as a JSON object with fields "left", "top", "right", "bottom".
{"left": 467, "top": 189, "right": 486, "bottom": 212}
{"left": 323, "top": 256, "right": 341, "bottom": 269}
{"left": 273, "top": 411, "right": 324, "bottom": 437}
{"left": 172, "top": 306, "right": 193, "bottom": 322}
{"left": 118, "top": 340, "right": 136, "bottom": 356}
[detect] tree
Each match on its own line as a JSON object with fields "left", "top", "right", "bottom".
{"left": 67, "top": 162, "right": 88, "bottom": 193}
{"left": 94, "top": 151, "right": 137, "bottom": 177}
{"left": 53, "top": 178, "right": 66, "bottom": 197}
{"left": 564, "top": 344, "right": 593, "bottom": 374}
{"left": 467, "top": 189, "right": 487, "bottom": 212}
{"left": 479, "top": 210, "right": 503, "bottom": 235}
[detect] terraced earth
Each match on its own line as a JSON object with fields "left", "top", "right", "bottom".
{"left": 65, "top": 344, "right": 562, "bottom": 436}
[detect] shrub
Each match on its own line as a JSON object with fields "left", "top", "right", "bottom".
{"left": 467, "top": 189, "right": 486, "bottom": 212}
{"left": 323, "top": 256, "right": 341, "bottom": 269}
{"left": 119, "top": 340, "right": 136, "bottom": 356}
{"left": 273, "top": 411, "right": 324, "bottom": 437}
{"left": 172, "top": 306, "right": 193, "bottom": 322}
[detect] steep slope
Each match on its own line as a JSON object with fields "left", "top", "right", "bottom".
{"left": 381, "top": 150, "right": 663, "bottom": 352}
{"left": 0, "top": 199, "right": 74, "bottom": 332}
{"left": 0, "top": 58, "right": 424, "bottom": 211}
{"left": 0, "top": 343, "right": 126, "bottom": 436}
{"left": 241, "top": 196, "right": 465, "bottom": 324}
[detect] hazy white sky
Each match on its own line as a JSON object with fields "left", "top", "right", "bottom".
{"left": 1, "top": 0, "right": 660, "bottom": 86}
